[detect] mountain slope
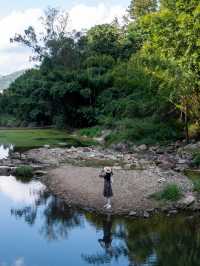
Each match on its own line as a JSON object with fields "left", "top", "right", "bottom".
{"left": 0, "top": 70, "right": 25, "bottom": 92}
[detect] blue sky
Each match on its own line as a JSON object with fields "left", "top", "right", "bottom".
{"left": 1, "top": 0, "right": 130, "bottom": 16}
{"left": 0, "top": 1, "right": 130, "bottom": 75}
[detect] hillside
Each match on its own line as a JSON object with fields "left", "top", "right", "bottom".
{"left": 0, "top": 70, "right": 25, "bottom": 92}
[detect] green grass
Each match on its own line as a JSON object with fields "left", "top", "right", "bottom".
{"left": 78, "top": 126, "right": 102, "bottom": 138}
{"left": 152, "top": 183, "right": 183, "bottom": 202}
{"left": 0, "top": 128, "right": 97, "bottom": 150}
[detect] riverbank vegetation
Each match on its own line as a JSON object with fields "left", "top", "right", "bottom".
{"left": 0, "top": 129, "right": 95, "bottom": 149}
{"left": 152, "top": 183, "right": 183, "bottom": 202}
{"left": 0, "top": 0, "right": 200, "bottom": 145}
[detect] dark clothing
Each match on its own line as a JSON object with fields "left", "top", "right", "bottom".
{"left": 103, "top": 173, "right": 113, "bottom": 198}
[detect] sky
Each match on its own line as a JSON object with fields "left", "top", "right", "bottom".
{"left": 0, "top": 0, "right": 130, "bottom": 75}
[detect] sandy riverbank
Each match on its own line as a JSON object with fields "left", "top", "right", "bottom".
{"left": 44, "top": 164, "right": 192, "bottom": 215}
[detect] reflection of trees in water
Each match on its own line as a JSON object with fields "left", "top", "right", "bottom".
{"left": 11, "top": 189, "right": 83, "bottom": 240}
{"left": 82, "top": 214, "right": 200, "bottom": 266}
{"left": 82, "top": 214, "right": 128, "bottom": 265}
{"left": 10, "top": 184, "right": 200, "bottom": 266}
{"left": 40, "top": 196, "right": 83, "bottom": 241}
{"left": 0, "top": 143, "right": 13, "bottom": 158}
{"left": 11, "top": 190, "right": 50, "bottom": 225}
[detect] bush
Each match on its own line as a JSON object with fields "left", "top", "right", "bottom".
{"left": 104, "top": 117, "right": 181, "bottom": 145}
{"left": 152, "top": 183, "right": 182, "bottom": 201}
{"left": 192, "top": 153, "right": 200, "bottom": 167}
{"left": 193, "top": 180, "right": 200, "bottom": 193}
{"left": 0, "top": 114, "right": 20, "bottom": 127}
{"left": 15, "top": 166, "right": 34, "bottom": 179}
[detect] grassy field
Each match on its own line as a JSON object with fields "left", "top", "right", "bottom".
{"left": 0, "top": 128, "right": 96, "bottom": 150}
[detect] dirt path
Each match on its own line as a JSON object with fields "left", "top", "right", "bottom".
{"left": 45, "top": 164, "right": 192, "bottom": 215}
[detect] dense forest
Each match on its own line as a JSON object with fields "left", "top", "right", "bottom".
{"left": 0, "top": 0, "right": 200, "bottom": 145}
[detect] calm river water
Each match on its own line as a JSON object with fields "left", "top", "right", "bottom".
{"left": 0, "top": 145, "right": 200, "bottom": 266}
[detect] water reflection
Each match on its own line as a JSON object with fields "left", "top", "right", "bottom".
{"left": 0, "top": 144, "right": 13, "bottom": 159}
{"left": 0, "top": 175, "right": 45, "bottom": 204}
{"left": 1, "top": 175, "right": 200, "bottom": 266}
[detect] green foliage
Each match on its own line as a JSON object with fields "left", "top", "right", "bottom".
{"left": 105, "top": 117, "right": 181, "bottom": 145}
{"left": 193, "top": 180, "right": 200, "bottom": 193}
{"left": 15, "top": 166, "right": 34, "bottom": 179}
{"left": 152, "top": 183, "right": 183, "bottom": 201}
{"left": 53, "top": 115, "right": 66, "bottom": 129}
{"left": 0, "top": 115, "right": 20, "bottom": 127}
{"left": 1, "top": 2, "right": 200, "bottom": 145}
{"left": 192, "top": 153, "right": 200, "bottom": 167}
{"left": 129, "top": 0, "right": 158, "bottom": 19}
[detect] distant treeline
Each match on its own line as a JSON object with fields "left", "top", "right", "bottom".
{"left": 1, "top": 0, "right": 200, "bottom": 144}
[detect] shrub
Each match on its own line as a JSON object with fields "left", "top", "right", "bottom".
{"left": 15, "top": 166, "right": 34, "bottom": 179}
{"left": 193, "top": 180, "right": 200, "bottom": 193}
{"left": 152, "top": 183, "right": 182, "bottom": 201}
{"left": 104, "top": 117, "right": 181, "bottom": 145}
{"left": 192, "top": 153, "right": 200, "bottom": 167}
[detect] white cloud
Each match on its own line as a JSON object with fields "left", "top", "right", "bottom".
{"left": 0, "top": 4, "right": 126, "bottom": 75}
{"left": 0, "top": 176, "right": 45, "bottom": 204}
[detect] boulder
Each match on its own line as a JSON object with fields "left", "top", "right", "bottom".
{"left": 44, "top": 145, "right": 50, "bottom": 149}
{"left": 158, "top": 177, "right": 166, "bottom": 183}
{"left": 143, "top": 211, "right": 150, "bottom": 218}
{"left": 111, "top": 143, "right": 129, "bottom": 152}
{"left": 179, "top": 194, "right": 195, "bottom": 207}
{"left": 138, "top": 144, "right": 148, "bottom": 151}
{"left": 129, "top": 211, "right": 137, "bottom": 217}
{"left": 157, "top": 154, "right": 176, "bottom": 170}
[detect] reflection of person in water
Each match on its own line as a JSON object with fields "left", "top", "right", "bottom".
{"left": 98, "top": 215, "right": 113, "bottom": 253}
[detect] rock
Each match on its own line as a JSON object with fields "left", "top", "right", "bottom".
{"left": 123, "top": 154, "right": 133, "bottom": 163}
{"left": 143, "top": 211, "right": 150, "bottom": 218}
{"left": 111, "top": 143, "right": 129, "bottom": 152}
{"left": 178, "top": 159, "right": 188, "bottom": 164}
{"left": 34, "top": 170, "right": 48, "bottom": 176}
{"left": 82, "top": 147, "right": 91, "bottom": 152}
{"left": 158, "top": 177, "right": 166, "bottom": 183}
{"left": 138, "top": 144, "right": 148, "bottom": 151}
{"left": 58, "top": 142, "right": 67, "bottom": 147}
{"left": 168, "top": 209, "right": 178, "bottom": 215}
{"left": 0, "top": 166, "right": 17, "bottom": 176}
{"left": 179, "top": 194, "right": 195, "bottom": 207}
{"left": 44, "top": 145, "right": 50, "bottom": 149}
{"left": 129, "top": 211, "right": 137, "bottom": 217}
{"left": 146, "top": 208, "right": 154, "bottom": 213}
{"left": 157, "top": 154, "right": 176, "bottom": 170}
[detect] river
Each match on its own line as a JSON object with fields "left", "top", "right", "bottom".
{"left": 0, "top": 145, "right": 200, "bottom": 266}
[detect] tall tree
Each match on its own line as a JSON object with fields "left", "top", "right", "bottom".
{"left": 129, "top": 0, "right": 158, "bottom": 19}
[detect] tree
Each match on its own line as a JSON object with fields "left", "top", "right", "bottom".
{"left": 86, "top": 24, "right": 120, "bottom": 59}
{"left": 10, "top": 7, "right": 69, "bottom": 61}
{"left": 138, "top": 1, "right": 200, "bottom": 141}
{"left": 129, "top": 0, "right": 158, "bottom": 19}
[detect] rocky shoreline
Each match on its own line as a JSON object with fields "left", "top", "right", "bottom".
{"left": 1, "top": 141, "right": 200, "bottom": 217}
